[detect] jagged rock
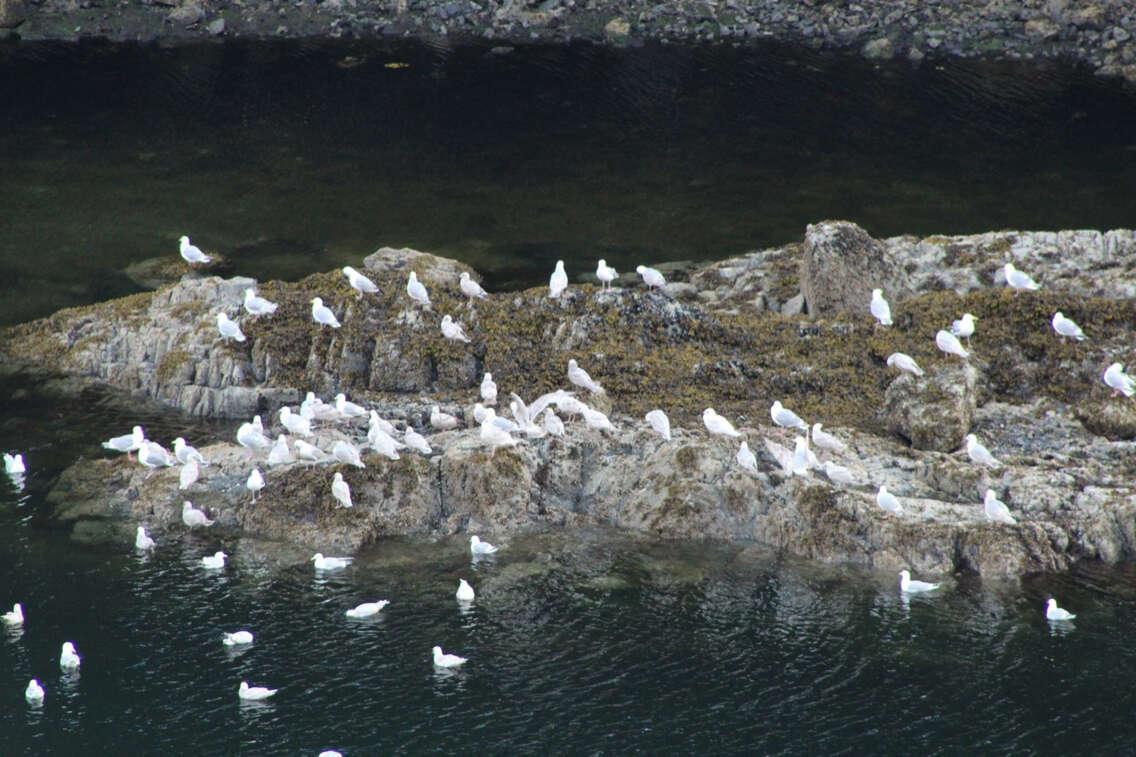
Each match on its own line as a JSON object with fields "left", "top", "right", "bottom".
{"left": 799, "top": 220, "right": 912, "bottom": 318}
{"left": 167, "top": 0, "right": 205, "bottom": 25}
{"left": 0, "top": 0, "right": 26, "bottom": 28}
{"left": 361, "top": 246, "right": 475, "bottom": 287}
{"left": 884, "top": 362, "right": 978, "bottom": 451}
{"left": 1074, "top": 399, "right": 1136, "bottom": 440}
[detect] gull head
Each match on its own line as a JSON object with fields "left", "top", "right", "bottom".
{"left": 311, "top": 297, "right": 323, "bottom": 306}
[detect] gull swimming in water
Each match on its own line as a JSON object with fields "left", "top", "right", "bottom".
{"left": 984, "top": 489, "right": 1016, "bottom": 525}
{"left": 549, "top": 260, "right": 568, "bottom": 299}
{"left": 432, "top": 645, "right": 467, "bottom": 668}
{"left": 3, "top": 603, "right": 24, "bottom": 626}
{"left": 636, "top": 264, "right": 665, "bottom": 290}
{"left": 567, "top": 359, "right": 605, "bottom": 394}
{"left": 1051, "top": 312, "right": 1085, "bottom": 342}
{"left": 876, "top": 485, "right": 903, "bottom": 515}
{"left": 404, "top": 427, "right": 432, "bottom": 455}
{"left": 331, "top": 472, "right": 353, "bottom": 508}
{"left": 4, "top": 452, "right": 26, "bottom": 474}
{"left": 406, "top": 271, "right": 431, "bottom": 307}
{"left": 238, "top": 681, "right": 277, "bottom": 700}
{"left": 173, "top": 437, "right": 206, "bottom": 466}
{"left": 179, "top": 458, "right": 199, "bottom": 490}
{"left": 25, "top": 679, "right": 44, "bottom": 705}
{"left": 470, "top": 535, "right": 498, "bottom": 555}
{"left": 736, "top": 441, "right": 758, "bottom": 475}
{"left": 216, "top": 312, "right": 246, "bottom": 342}
{"left": 1003, "top": 262, "right": 1040, "bottom": 291}
{"left": 596, "top": 259, "right": 617, "bottom": 290}
{"left": 247, "top": 468, "right": 265, "bottom": 501}
{"left": 480, "top": 372, "right": 498, "bottom": 406}
{"left": 543, "top": 407, "right": 565, "bottom": 437}
{"left": 459, "top": 271, "right": 488, "bottom": 306}
{"left": 1103, "top": 362, "right": 1135, "bottom": 397}
{"left": 342, "top": 266, "right": 379, "bottom": 298}
{"left": 456, "top": 578, "right": 475, "bottom": 602}
{"left": 870, "top": 288, "right": 892, "bottom": 326}
{"left": 645, "top": 409, "right": 671, "bottom": 441}
{"left": 179, "top": 235, "right": 211, "bottom": 265}
{"left": 346, "top": 600, "right": 390, "bottom": 618}
{"left": 60, "top": 641, "right": 81, "bottom": 670}
{"left": 243, "top": 288, "right": 278, "bottom": 316}
{"left": 332, "top": 440, "right": 365, "bottom": 468}
{"left": 950, "top": 313, "right": 977, "bottom": 345}
{"left": 279, "top": 406, "right": 313, "bottom": 437}
{"left": 702, "top": 408, "right": 741, "bottom": 438}
{"left": 811, "top": 423, "right": 846, "bottom": 454}
{"left": 295, "top": 439, "right": 327, "bottom": 463}
{"left": 935, "top": 329, "right": 970, "bottom": 359}
{"left": 223, "top": 631, "right": 254, "bottom": 646}
{"left": 770, "top": 401, "right": 808, "bottom": 432}
{"left": 823, "top": 461, "right": 856, "bottom": 486}
{"left": 103, "top": 426, "right": 145, "bottom": 460}
{"left": 441, "top": 315, "right": 472, "bottom": 343}
{"left": 312, "top": 553, "right": 353, "bottom": 571}
{"left": 310, "top": 297, "right": 342, "bottom": 328}
{"left": 182, "top": 500, "right": 214, "bottom": 528}
{"left": 966, "top": 434, "right": 1002, "bottom": 468}
{"left": 1046, "top": 598, "right": 1075, "bottom": 621}
{"left": 135, "top": 525, "right": 156, "bottom": 550}
{"left": 886, "top": 352, "right": 924, "bottom": 377}
{"left": 431, "top": 405, "right": 460, "bottom": 431}
{"left": 899, "top": 570, "right": 940, "bottom": 593}
{"left": 202, "top": 551, "right": 227, "bottom": 569}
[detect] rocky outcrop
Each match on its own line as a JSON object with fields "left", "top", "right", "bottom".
{"left": 10, "top": 220, "right": 1136, "bottom": 579}
{"left": 800, "top": 220, "right": 912, "bottom": 318}
{"left": 8, "top": 1, "right": 1136, "bottom": 85}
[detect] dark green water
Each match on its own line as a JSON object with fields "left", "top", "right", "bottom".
{"left": 2, "top": 39, "right": 1136, "bottom": 325}
{"left": 5, "top": 381, "right": 1136, "bottom": 754}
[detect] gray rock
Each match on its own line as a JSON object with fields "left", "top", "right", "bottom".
{"left": 799, "top": 220, "right": 911, "bottom": 318}
{"left": 167, "top": 1, "right": 205, "bottom": 25}
{"left": 884, "top": 362, "right": 978, "bottom": 451}
{"left": 862, "top": 37, "right": 894, "bottom": 59}
{"left": 0, "top": 0, "right": 26, "bottom": 28}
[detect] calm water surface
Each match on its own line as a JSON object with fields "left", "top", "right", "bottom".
{"left": 4, "top": 380, "right": 1136, "bottom": 754}
{"left": 2, "top": 39, "right": 1136, "bottom": 324}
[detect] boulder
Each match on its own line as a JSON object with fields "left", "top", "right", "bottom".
{"left": 0, "top": 0, "right": 25, "bottom": 28}
{"left": 884, "top": 362, "right": 978, "bottom": 451}
{"left": 799, "top": 220, "right": 911, "bottom": 319}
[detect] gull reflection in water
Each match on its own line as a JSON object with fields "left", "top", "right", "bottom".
{"left": 1048, "top": 618, "right": 1076, "bottom": 637}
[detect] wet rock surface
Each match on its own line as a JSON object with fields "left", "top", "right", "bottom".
{"left": 7, "top": 0, "right": 1136, "bottom": 85}
{"left": 7, "top": 220, "right": 1136, "bottom": 578}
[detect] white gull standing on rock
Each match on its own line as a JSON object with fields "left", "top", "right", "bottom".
{"left": 736, "top": 441, "right": 758, "bottom": 476}
{"left": 441, "top": 315, "right": 472, "bottom": 343}
{"left": 1003, "top": 262, "right": 1040, "bottom": 291}
{"left": 581, "top": 406, "right": 615, "bottom": 432}
{"left": 644, "top": 409, "right": 671, "bottom": 441}
{"left": 179, "top": 458, "right": 199, "bottom": 490}
{"left": 876, "top": 485, "right": 903, "bottom": 515}
{"left": 267, "top": 435, "right": 293, "bottom": 466}
{"left": 431, "top": 405, "right": 460, "bottom": 430}
{"left": 596, "top": 259, "right": 617, "bottom": 290}
{"left": 935, "top": 329, "right": 969, "bottom": 360}
{"left": 279, "top": 407, "right": 313, "bottom": 437}
{"left": 103, "top": 426, "right": 145, "bottom": 460}
{"left": 790, "top": 437, "right": 812, "bottom": 477}
{"left": 770, "top": 401, "right": 808, "bottom": 432}
{"left": 1103, "top": 362, "right": 1135, "bottom": 398}
{"left": 984, "top": 489, "right": 1016, "bottom": 525}
{"left": 295, "top": 439, "right": 327, "bottom": 463}
{"left": 335, "top": 393, "right": 367, "bottom": 420}
{"left": 966, "top": 434, "right": 1002, "bottom": 468}
{"left": 236, "top": 421, "right": 271, "bottom": 456}
{"left": 1051, "top": 312, "right": 1085, "bottom": 342}
{"left": 459, "top": 271, "right": 488, "bottom": 306}
{"left": 332, "top": 440, "right": 365, "bottom": 468}
{"left": 179, "top": 235, "right": 211, "bottom": 265}
{"left": 636, "top": 264, "right": 665, "bottom": 290}
{"left": 247, "top": 468, "right": 265, "bottom": 501}
{"left": 342, "top": 266, "right": 379, "bottom": 298}
{"left": 811, "top": 423, "right": 846, "bottom": 454}
{"left": 480, "top": 417, "right": 518, "bottom": 451}
{"left": 870, "top": 288, "right": 892, "bottom": 326}
{"left": 548, "top": 260, "right": 568, "bottom": 299}
{"left": 406, "top": 271, "right": 431, "bottom": 307}
{"left": 138, "top": 440, "right": 176, "bottom": 470}
{"left": 367, "top": 428, "right": 401, "bottom": 461}
{"left": 182, "top": 500, "right": 214, "bottom": 528}
{"left": 243, "top": 288, "right": 278, "bottom": 316}
{"left": 216, "top": 313, "right": 246, "bottom": 342}
{"left": 173, "top": 437, "right": 206, "bottom": 466}
{"left": 543, "top": 408, "right": 565, "bottom": 437}
{"left": 331, "top": 472, "right": 353, "bottom": 508}
{"left": 886, "top": 352, "right": 924, "bottom": 377}
{"left": 702, "top": 408, "right": 741, "bottom": 438}
{"left": 823, "top": 461, "right": 856, "bottom": 486}
{"left": 480, "top": 372, "right": 498, "bottom": 406}
{"left": 404, "top": 427, "right": 432, "bottom": 455}
{"left": 950, "top": 313, "right": 977, "bottom": 345}
{"left": 567, "top": 359, "right": 605, "bottom": 394}
{"left": 310, "top": 297, "right": 341, "bottom": 328}
{"left": 470, "top": 535, "right": 498, "bottom": 555}
{"left": 899, "top": 570, "right": 940, "bottom": 593}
